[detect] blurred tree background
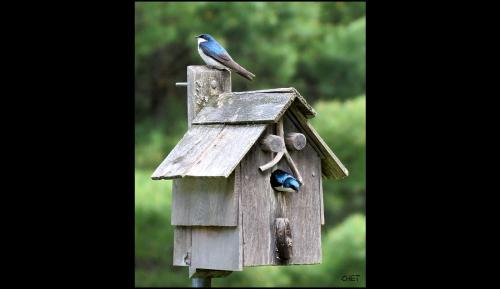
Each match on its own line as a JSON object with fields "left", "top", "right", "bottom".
{"left": 135, "top": 2, "right": 365, "bottom": 287}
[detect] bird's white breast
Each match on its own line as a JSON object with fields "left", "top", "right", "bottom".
{"left": 197, "top": 39, "right": 226, "bottom": 69}
{"left": 273, "top": 185, "right": 296, "bottom": 193}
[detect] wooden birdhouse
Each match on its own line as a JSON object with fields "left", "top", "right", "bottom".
{"left": 151, "top": 66, "right": 348, "bottom": 280}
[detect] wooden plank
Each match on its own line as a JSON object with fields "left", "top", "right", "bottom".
{"left": 186, "top": 124, "right": 267, "bottom": 177}
{"left": 185, "top": 166, "right": 243, "bottom": 272}
{"left": 291, "top": 88, "right": 316, "bottom": 119}
{"left": 151, "top": 125, "right": 225, "bottom": 180}
{"left": 319, "top": 163, "right": 325, "bottom": 225}
{"left": 241, "top": 119, "right": 323, "bottom": 266}
{"left": 229, "top": 87, "right": 316, "bottom": 119}
{"left": 152, "top": 124, "right": 266, "bottom": 179}
{"left": 288, "top": 106, "right": 349, "bottom": 180}
{"left": 236, "top": 165, "right": 244, "bottom": 268}
{"left": 191, "top": 226, "right": 243, "bottom": 271}
{"left": 187, "top": 65, "right": 231, "bottom": 128}
{"left": 171, "top": 174, "right": 237, "bottom": 226}
{"left": 191, "top": 92, "right": 295, "bottom": 124}
{"left": 173, "top": 226, "right": 192, "bottom": 266}
{"left": 277, "top": 116, "right": 322, "bottom": 264}
{"left": 241, "top": 125, "right": 280, "bottom": 266}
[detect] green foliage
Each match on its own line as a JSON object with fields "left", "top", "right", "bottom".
{"left": 135, "top": 2, "right": 365, "bottom": 123}
{"left": 311, "top": 96, "right": 366, "bottom": 226}
{"left": 135, "top": 120, "right": 186, "bottom": 169}
{"left": 135, "top": 170, "right": 191, "bottom": 287}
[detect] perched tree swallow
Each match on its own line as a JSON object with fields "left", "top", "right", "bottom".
{"left": 270, "top": 169, "right": 301, "bottom": 193}
{"left": 195, "top": 34, "right": 255, "bottom": 81}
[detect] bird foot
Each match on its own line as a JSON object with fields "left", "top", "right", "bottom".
{"left": 206, "top": 65, "right": 230, "bottom": 73}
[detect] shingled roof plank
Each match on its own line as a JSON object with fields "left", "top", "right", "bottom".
{"left": 287, "top": 105, "right": 349, "bottom": 180}
{"left": 185, "top": 124, "right": 267, "bottom": 177}
{"left": 290, "top": 88, "right": 317, "bottom": 119}
{"left": 232, "top": 88, "right": 316, "bottom": 119}
{"left": 191, "top": 92, "right": 295, "bottom": 125}
{"left": 151, "top": 125, "right": 225, "bottom": 180}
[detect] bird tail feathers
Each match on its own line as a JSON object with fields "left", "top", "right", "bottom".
{"left": 227, "top": 61, "right": 255, "bottom": 81}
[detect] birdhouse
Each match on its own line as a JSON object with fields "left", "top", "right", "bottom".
{"left": 151, "top": 66, "right": 348, "bottom": 279}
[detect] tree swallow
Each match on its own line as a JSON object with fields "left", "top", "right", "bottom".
{"left": 195, "top": 34, "right": 255, "bottom": 81}
{"left": 270, "top": 169, "right": 301, "bottom": 193}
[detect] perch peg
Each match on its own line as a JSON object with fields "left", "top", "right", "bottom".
{"left": 285, "top": 133, "right": 306, "bottom": 151}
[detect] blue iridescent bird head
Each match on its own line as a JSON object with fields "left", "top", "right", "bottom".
{"left": 270, "top": 169, "right": 301, "bottom": 193}
{"left": 195, "top": 34, "right": 215, "bottom": 41}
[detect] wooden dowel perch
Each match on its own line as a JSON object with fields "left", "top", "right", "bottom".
{"left": 259, "top": 151, "right": 284, "bottom": 171}
{"left": 260, "top": 134, "right": 285, "bottom": 153}
{"left": 259, "top": 119, "right": 303, "bottom": 184}
{"left": 285, "top": 133, "right": 306, "bottom": 151}
{"left": 284, "top": 151, "right": 303, "bottom": 184}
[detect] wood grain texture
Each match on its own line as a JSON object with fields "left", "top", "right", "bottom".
{"left": 186, "top": 166, "right": 244, "bottom": 272}
{"left": 260, "top": 134, "right": 285, "bottom": 153}
{"left": 288, "top": 105, "right": 349, "bottom": 180}
{"left": 173, "top": 226, "right": 192, "bottom": 266}
{"left": 277, "top": 115, "right": 322, "bottom": 264}
{"left": 171, "top": 174, "right": 237, "bottom": 226}
{"left": 187, "top": 66, "right": 231, "bottom": 128}
{"left": 186, "top": 124, "right": 267, "bottom": 178}
{"left": 285, "top": 132, "right": 306, "bottom": 151}
{"left": 319, "top": 163, "right": 325, "bottom": 225}
{"left": 191, "top": 226, "right": 243, "bottom": 271}
{"left": 191, "top": 92, "right": 295, "bottom": 125}
{"left": 228, "top": 87, "right": 316, "bottom": 119}
{"left": 151, "top": 124, "right": 266, "bottom": 179}
{"left": 151, "top": 125, "right": 225, "bottom": 180}
{"left": 275, "top": 218, "right": 292, "bottom": 261}
{"left": 241, "top": 118, "right": 323, "bottom": 266}
{"left": 241, "top": 125, "right": 280, "bottom": 266}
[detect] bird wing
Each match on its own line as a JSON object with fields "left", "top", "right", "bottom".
{"left": 200, "top": 41, "right": 255, "bottom": 80}
{"left": 200, "top": 41, "right": 233, "bottom": 63}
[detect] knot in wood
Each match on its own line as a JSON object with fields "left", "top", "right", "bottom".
{"left": 210, "top": 79, "right": 218, "bottom": 89}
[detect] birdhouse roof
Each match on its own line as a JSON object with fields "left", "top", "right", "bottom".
{"left": 151, "top": 88, "right": 348, "bottom": 180}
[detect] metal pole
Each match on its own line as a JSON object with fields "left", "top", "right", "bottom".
{"left": 192, "top": 277, "right": 211, "bottom": 287}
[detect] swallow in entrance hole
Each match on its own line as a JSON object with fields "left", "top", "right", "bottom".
{"left": 270, "top": 169, "right": 301, "bottom": 193}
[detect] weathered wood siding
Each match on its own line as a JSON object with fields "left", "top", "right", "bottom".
{"left": 240, "top": 126, "right": 278, "bottom": 266}
{"left": 191, "top": 226, "right": 242, "bottom": 271}
{"left": 173, "top": 226, "right": 192, "bottom": 266}
{"left": 171, "top": 174, "right": 238, "bottom": 226}
{"left": 240, "top": 114, "right": 323, "bottom": 266}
